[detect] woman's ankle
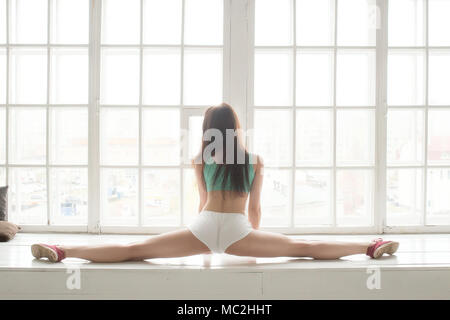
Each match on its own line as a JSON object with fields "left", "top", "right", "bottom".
{"left": 57, "top": 245, "right": 68, "bottom": 257}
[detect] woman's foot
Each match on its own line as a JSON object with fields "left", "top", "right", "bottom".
{"left": 366, "top": 238, "right": 399, "bottom": 259}
{"left": 31, "top": 244, "right": 66, "bottom": 262}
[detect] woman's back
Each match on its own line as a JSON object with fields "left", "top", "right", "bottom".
{"left": 200, "top": 154, "right": 261, "bottom": 214}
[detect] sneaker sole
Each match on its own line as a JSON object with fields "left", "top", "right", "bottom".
{"left": 373, "top": 241, "right": 399, "bottom": 259}
{"left": 31, "top": 244, "right": 58, "bottom": 262}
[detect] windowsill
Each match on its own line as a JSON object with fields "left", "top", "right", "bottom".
{"left": 2, "top": 232, "right": 450, "bottom": 270}
{"left": 1, "top": 233, "right": 450, "bottom": 299}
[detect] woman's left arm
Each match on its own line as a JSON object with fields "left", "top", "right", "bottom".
{"left": 194, "top": 163, "right": 207, "bottom": 213}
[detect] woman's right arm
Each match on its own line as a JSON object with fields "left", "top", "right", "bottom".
{"left": 248, "top": 155, "right": 264, "bottom": 230}
{"left": 193, "top": 162, "right": 208, "bottom": 213}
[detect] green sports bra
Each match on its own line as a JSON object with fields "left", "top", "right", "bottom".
{"left": 203, "top": 154, "right": 256, "bottom": 193}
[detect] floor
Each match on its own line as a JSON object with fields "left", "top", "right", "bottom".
{"left": 1, "top": 233, "right": 450, "bottom": 299}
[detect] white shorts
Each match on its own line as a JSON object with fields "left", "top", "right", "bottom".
{"left": 187, "top": 210, "right": 253, "bottom": 254}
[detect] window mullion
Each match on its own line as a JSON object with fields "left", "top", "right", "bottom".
{"left": 423, "top": 0, "right": 429, "bottom": 227}
{"left": 4, "top": 0, "right": 9, "bottom": 196}
{"left": 291, "top": 0, "right": 296, "bottom": 229}
{"left": 138, "top": 0, "right": 143, "bottom": 228}
{"left": 332, "top": 0, "right": 338, "bottom": 228}
{"left": 87, "top": 0, "right": 102, "bottom": 233}
{"left": 246, "top": 0, "right": 255, "bottom": 145}
{"left": 46, "top": 0, "right": 51, "bottom": 225}
{"left": 376, "top": 0, "right": 388, "bottom": 233}
{"left": 228, "top": 0, "right": 248, "bottom": 129}
{"left": 180, "top": 0, "right": 185, "bottom": 226}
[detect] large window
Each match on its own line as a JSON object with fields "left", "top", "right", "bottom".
{"left": 0, "top": 0, "right": 449, "bottom": 233}
{"left": 1, "top": 0, "right": 90, "bottom": 228}
{"left": 98, "top": 0, "right": 224, "bottom": 231}
{"left": 252, "top": 0, "right": 376, "bottom": 229}
{"left": 386, "top": 0, "right": 450, "bottom": 228}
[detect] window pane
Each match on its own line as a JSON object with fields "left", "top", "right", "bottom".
{"left": 101, "top": 0, "right": 140, "bottom": 44}
{"left": 183, "top": 49, "right": 222, "bottom": 105}
{"left": 101, "top": 108, "right": 139, "bottom": 165}
{"left": 100, "top": 48, "right": 140, "bottom": 105}
{"left": 296, "top": 110, "right": 332, "bottom": 166}
{"left": 387, "top": 169, "right": 422, "bottom": 226}
{"left": 427, "top": 169, "right": 450, "bottom": 225}
{"left": 142, "top": 48, "right": 181, "bottom": 105}
{"left": 9, "top": 167, "right": 47, "bottom": 225}
{"left": 336, "top": 169, "right": 373, "bottom": 226}
{"left": 255, "top": 0, "right": 292, "bottom": 46}
{"left": 9, "top": 48, "right": 47, "bottom": 104}
{"left": 183, "top": 168, "right": 199, "bottom": 225}
{"left": 429, "top": 51, "right": 450, "bottom": 105}
{"left": 50, "top": 168, "right": 88, "bottom": 225}
{"left": 387, "top": 109, "right": 424, "bottom": 165}
{"left": 0, "top": 0, "right": 5, "bottom": 43}
{"left": 184, "top": 0, "right": 223, "bottom": 45}
{"left": 9, "top": 108, "right": 46, "bottom": 165}
{"left": 296, "top": 0, "right": 334, "bottom": 46}
{"left": 336, "top": 110, "right": 374, "bottom": 165}
{"left": 254, "top": 110, "right": 292, "bottom": 167}
{"left": 296, "top": 50, "right": 333, "bottom": 106}
{"left": 0, "top": 108, "right": 5, "bottom": 164}
{"left": 143, "top": 0, "right": 181, "bottom": 44}
{"left": 429, "top": 0, "right": 450, "bottom": 46}
{"left": 295, "top": 170, "right": 331, "bottom": 226}
{"left": 254, "top": 50, "right": 293, "bottom": 106}
{"left": 337, "top": 0, "right": 376, "bottom": 46}
{"left": 388, "top": 50, "right": 425, "bottom": 106}
{"left": 142, "top": 109, "right": 180, "bottom": 165}
{"left": 142, "top": 169, "right": 180, "bottom": 226}
{"left": 10, "top": 0, "right": 47, "bottom": 44}
{"left": 101, "top": 168, "right": 138, "bottom": 226}
{"left": 260, "top": 169, "right": 290, "bottom": 227}
{"left": 336, "top": 50, "right": 375, "bottom": 106}
{"left": 188, "top": 115, "right": 203, "bottom": 161}
{"left": 388, "top": 0, "right": 425, "bottom": 47}
{"left": 50, "top": 108, "right": 88, "bottom": 165}
{"left": 50, "top": 48, "right": 88, "bottom": 104}
{"left": 0, "top": 49, "right": 5, "bottom": 104}
{"left": 50, "top": 0, "right": 89, "bottom": 44}
{"left": 428, "top": 110, "right": 450, "bottom": 165}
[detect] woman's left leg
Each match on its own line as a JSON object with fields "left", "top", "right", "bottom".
{"left": 225, "top": 230, "right": 373, "bottom": 260}
{"left": 59, "top": 229, "right": 211, "bottom": 262}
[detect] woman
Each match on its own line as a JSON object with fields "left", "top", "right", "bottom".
{"left": 31, "top": 103, "right": 398, "bottom": 263}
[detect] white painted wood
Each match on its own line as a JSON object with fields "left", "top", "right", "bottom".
{"left": 1, "top": 233, "right": 450, "bottom": 299}
{"left": 228, "top": 0, "right": 249, "bottom": 128}
{"left": 0, "top": 270, "right": 264, "bottom": 299}
{"left": 87, "top": 0, "right": 102, "bottom": 233}
{"left": 375, "top": 0, "right": 388, "bottom": 233}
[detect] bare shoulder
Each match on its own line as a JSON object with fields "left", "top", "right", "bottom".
{"left": 191, "top": 153, "right": 203, "bottom": 168}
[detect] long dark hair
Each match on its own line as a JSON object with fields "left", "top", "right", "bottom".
{"left": 199, "top": 103, "right": 251, "bottom": 197}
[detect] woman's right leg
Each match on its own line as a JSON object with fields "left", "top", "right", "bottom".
{"left": 57, "top": 229, "right": 211, "bottom": 262}
{"left": 225, "top": 230, "right": 373, "bottom": 260}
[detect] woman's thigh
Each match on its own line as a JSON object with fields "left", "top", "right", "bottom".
{"left": 132, "top": 228, "right": 211, "bottom": 259}
{"left": 225, "top": 230, "right": 303, "bottom": 257}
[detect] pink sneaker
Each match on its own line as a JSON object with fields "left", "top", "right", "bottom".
{"left": 366, "top": 238, "right": 399, "bottom": 259}
{"left": 31, "top": 244, "right": 66, "bottom": 262}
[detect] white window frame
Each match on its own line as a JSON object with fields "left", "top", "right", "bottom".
{"left": 244, "top": 0, "right": 450, "bottom": 234}
{"left": 2, "top": 0, "right": 450, "bottom": 234}
{"left": 245, "top": 0, "right": 378, "bottom": 234}
{"left": 2, "top": 0, "right": 90, "bottom": 233}
{"left": 95, "top": 0, "right": 231, "bottom": 234}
